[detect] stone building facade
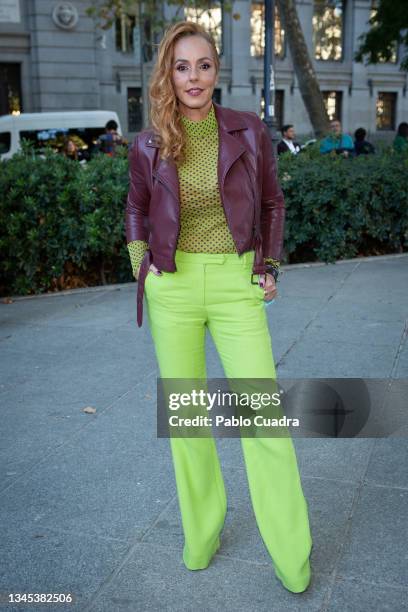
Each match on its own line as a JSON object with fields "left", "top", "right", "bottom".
{"left": 0, "top": 0, "right": 407, "bottom": 140}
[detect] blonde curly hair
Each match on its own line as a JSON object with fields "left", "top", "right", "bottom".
{"left": 148, "top": 20, "right": 220, "bottom": 164}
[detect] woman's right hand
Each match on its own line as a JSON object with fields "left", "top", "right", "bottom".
{"left": 134, "top": 262, "right": 162, "bottom": 281}
{"left": 148, "top": 263, "right": 162, "bottom": 276}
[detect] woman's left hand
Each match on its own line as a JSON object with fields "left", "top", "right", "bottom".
{"left": 260, "top": 273, "right": 278, "bottom": 301}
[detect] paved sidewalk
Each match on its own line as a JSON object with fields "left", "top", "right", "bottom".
{"left": 1, "top": 254, "right": 407, "bottom": 612}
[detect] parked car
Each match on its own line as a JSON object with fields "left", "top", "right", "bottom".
{"left": 0, "top": 110, "right": 123, "bottom": 160}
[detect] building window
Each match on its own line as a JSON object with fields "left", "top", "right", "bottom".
{"left": 376, "top": 92, "right": 397, "bottom": 130}
{"left": 370, "top": 1, "right": 398, "bottom": 64}
{"left": 261, "top": 88, "right": 284, "bottom": 128}
{"left": 0, "top": 63, "right": 22, "bottom": 116}
{"left": 184, "top": 3, "right": 223, "bottom": 55}
{"left": 313, "top": 0, "right": 344, "bottom": 61}
{"left": 251, "top": 2, "right": 285, "bottom": 59}
{"left": 115, "top": 12, "right": 136, "bottom": 53}
{"left": 322, "top": 91, "right": 343, "bottom": 121}
{"left": 0, "top": 131, "right": 11, "bottom": 154}
{"left": 128, "top": 87, "right": 143, "bottom": 132}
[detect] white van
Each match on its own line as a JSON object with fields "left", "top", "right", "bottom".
{"left": 0, "top": 110, "right": 123, "bottom": 160}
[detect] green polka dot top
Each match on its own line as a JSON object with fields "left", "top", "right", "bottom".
{"left": 127, "top": 102, "right": 280, "bottom": 278}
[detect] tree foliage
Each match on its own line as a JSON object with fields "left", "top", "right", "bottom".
{"left": 355, "top": 0, "right": 408, "bottom": 70}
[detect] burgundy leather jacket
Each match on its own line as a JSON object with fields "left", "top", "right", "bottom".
{"left": 125, "top": 101, "right": 285, "bottom": 327}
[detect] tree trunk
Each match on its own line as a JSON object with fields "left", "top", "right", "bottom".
{"left": 277, "top": 0, "right": 330, "bottom": 137}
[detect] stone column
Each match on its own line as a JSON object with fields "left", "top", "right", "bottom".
{"left": 228, "top": 0, "right": 252, "bottom": 110}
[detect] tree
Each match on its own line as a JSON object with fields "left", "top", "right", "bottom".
{"left": 86, "top": 0, "right": 229, "bottom": 58}
{"left": 355, "top": 0, "right": 408, "bottom": 71}
{"left": 276, "top": 0, "right": 329, "bottom": 136}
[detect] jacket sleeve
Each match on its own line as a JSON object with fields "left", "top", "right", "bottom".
{"left": 125, "top": 134, "right": 151, "bottom": 244}
{"left": 259, "top": 119, "right": 286, "bottom": 262}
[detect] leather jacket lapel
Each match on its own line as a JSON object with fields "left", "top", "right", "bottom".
{"left": 145, "top": 101, "right": 250, "bottom": 204}
{"left": 218, "top": 131, "right": 247, "bottom": 193}
{"left": 215, "top": 101, "right": 249, "bottom": 192}
{"left": 153, "top": 132, "right": 247, "bottom": 201}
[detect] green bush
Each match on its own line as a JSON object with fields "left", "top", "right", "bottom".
{"left": 278, "top": 147, "right": 408, "bottom": 263}
{"left": 0, "top": 141, "right": 407, "bottom": 297}
{"left": 0, "top": 142, "right": 131, "bottom": 296}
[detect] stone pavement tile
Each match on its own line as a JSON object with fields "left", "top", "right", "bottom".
{"left": 304, "top": 312, "right": 404, "bottom": 347}
{"left": 364, "top": 438, "right": 408, "bottom": 488}
{"left": 0, "top": 523, "right": 129, "bottom": 612}
{"left": 279, "top": 263, "right": 355, "bottom": 298}
{"left": 1, "top": 318, "right": 155, "bottom": 401}
{"left": 381, "top": 381, "right": 408, "bottom": 436}
{"left": 0, "top": 419, "right": 174, "bottom": 542}
{"left": 264, "top": 296, "right": 323, "bottom": 334}
{"left": 322, "top": 292, "right": 407, "bottom": 323}
{"left": 0, "top": 395, "right": 92, "bottom": 490}
{"left": 1, "top": 287, "right": 138, "bottom": 331}
{"left": 295, "top": 439, "right": 375, "bottom": 482}
{"left": 0, "top": 290, "right": 114, "bottom": 327}
{"left": 0, "top": 375, "right": 159, "bottom": 490}
{"left": 1, "top": 321, "right": 153, "bottom": 370}
{"left": 140, "top": 466, "right": 357, "bottom": 580}
{"left": 337, "top": 258, "right": 408, "bottom": 299}
{"left": 216, "top": 438, "right": 247, "bottom": 469}
{"left": 395, "top": 345, "right": 408, "bottom": 378}
{"left": 276, "top": 339, "right": 397, "bottom": 378}
{"left": 0, "top": 323, "right": 103, "bottom": 355}
{"left": 336, "top": 485, "right": 408, "bottom": 588}
{"left": 365, "top": 254, "right": 408, "bottom": 269}
{"left": 2, "top": 333, "right": 153, "bottom": 406}
{"left": 326, "top": 577, "right": 408, "bottom": 611}
{"left": 60, "top": 323, "right": 156, "bottom": 372}
{"left": 92, "top": 541, "right": 329, "bottom": 612}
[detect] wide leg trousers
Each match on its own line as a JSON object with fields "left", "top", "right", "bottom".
{"left": 144, "top": 248, "right": 313, "bottom": 592}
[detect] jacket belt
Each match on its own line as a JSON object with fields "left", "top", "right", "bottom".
{"left": 252, "top": 234, "right": 266, "bottom": 275}
{"left": 136, "top": 248, "right": 152, "bottom": 328}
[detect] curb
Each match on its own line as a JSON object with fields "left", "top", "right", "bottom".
{"left": 2, "top": 252, "right": 407, "bottom": 303}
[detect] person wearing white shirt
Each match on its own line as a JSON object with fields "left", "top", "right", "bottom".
{"left": 277, "top": 124, "right": 301, "bottom": 156}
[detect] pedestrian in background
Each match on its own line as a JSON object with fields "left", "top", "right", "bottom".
{"left": 96, "top": 120, "right": 124, "bottom": 157}
{"left": 277, "top": 124, "right": 301, "bottom": 156}
{"left": 62, "top": 138, "right": 88, "bottom": 163}
{"left": 354, "top": 127, "right": 375, "bottom": 156}
{"left": 393, "top": 122, "right": 408, "bottom": 153}
{"left": 320, "top": 119, "right": 354, "bottom": 157}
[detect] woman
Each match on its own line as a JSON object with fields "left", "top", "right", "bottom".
{"left": 63, "top": 138, "right": 87, "bottom": 163}
{"left": 125, "top": 21, "right": 312, "bottom": 593}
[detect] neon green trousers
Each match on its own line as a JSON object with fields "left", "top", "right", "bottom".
{"left": 144, "top": 249, "right": 312, "bottom": 592}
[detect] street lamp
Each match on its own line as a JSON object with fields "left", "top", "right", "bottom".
{"left": 263, "top": 0, "right": 279, "bottom": 150}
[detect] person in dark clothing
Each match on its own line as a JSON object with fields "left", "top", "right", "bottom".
{"left": 393, "top": 122, "right": 408, "bottom": 153}
{"left": 354, "top": 128, "right": 375, "bottom": 156}
{"left": 277, "top": 124, "right": 301, "bottom": 156}
{"left": 96, "top": 120, "right": 124, "bottom": 157}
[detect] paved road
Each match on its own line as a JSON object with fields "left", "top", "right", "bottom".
{"left": 1, "top": 253, "right": 407, "bottom": 611}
